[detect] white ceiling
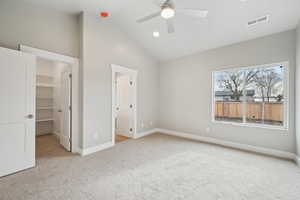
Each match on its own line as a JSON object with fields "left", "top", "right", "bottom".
{"left": 16, "top": 0, "right": 300, "bottom": 61}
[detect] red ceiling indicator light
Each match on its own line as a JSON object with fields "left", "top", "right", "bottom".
{"left": 100, "top": 12, "right": 109, "bottom": 18}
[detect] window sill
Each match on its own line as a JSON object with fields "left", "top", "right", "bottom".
{"left": 212, "top": 120, "right": 288, "bottom": 131}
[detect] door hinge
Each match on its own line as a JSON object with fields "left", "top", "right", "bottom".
{"left": 69, "top": 105, "right": 72, "bottom": 111}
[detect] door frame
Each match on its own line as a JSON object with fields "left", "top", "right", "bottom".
{"left": 19, "top": 45, "right": 80, "bottom": 153}
{"left": 111, "top": 64, "right": 138, "bottom": 145}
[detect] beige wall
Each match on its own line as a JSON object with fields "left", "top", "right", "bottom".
{"left": 159, "top": 30, "right": 297, "bottom": 153}
{"left": 0, "top": 1, "right": 79, "bottom": 57}
{"left": 296, "top": 22, "right": 300, "bottom": 156}
{"left": 80, "top": 13, "right": 159, "bottom": 148}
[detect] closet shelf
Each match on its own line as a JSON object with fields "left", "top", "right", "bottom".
{"left": 36, "top": 83, "right": 55, "bottom": 88}
{"left": 37, "top": 74, "right": 53, "bottom": 78}
{"left": 36, "top": 118, "right": 54, "bottom": 122}
{"left": 37, "top": 107, "right": 54, "bottom": 110}
{"left": 36, "top": 97, "right": 53, "bottom": 100}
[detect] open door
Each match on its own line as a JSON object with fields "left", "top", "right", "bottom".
{"left": 60, "top": 71, "right": 71, "bottom": 151}
{"left": 0, "top": 47, "right": 36, "bottom": 177}
{"left": 116, "top": 75, "right": 134, "bottom": 138}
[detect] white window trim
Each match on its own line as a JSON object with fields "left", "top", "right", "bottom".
{"left": 211, "top": 61, "right": 289, "bottom": 131}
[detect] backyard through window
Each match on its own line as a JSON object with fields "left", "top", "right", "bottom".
{"left": 213, "top": 63, "right": 287, "bottom": 128}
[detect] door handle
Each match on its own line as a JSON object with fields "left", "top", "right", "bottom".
{"left": 58, "top": 109, "right": 62, "bottom": 113}
{"left": 27, "top": 114, "right": 34, "bottom": 119}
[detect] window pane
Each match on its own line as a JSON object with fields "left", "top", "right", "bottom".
{"left": 213, "top": 64, "right": 285, "bottom": 128}
{"left": 214, "top": 69, "right": 244, "bottom": 123}
{"left": 245, "top": 65, "right": 284, "bottom": 126}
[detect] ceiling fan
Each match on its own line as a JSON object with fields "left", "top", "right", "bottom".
{"left": 136, "top": 0, "right": 208, "bottom": 34}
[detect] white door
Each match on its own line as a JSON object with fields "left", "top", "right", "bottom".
{"left": 0, "top": 47, "right": 36, "bottom": 177}
{"left": 60, "top": 71, "right": 71, "bottom": 151}
{"left": 116, "top": 75, "right": 134, "bottom": 138}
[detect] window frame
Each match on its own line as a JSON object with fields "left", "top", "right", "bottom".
{"left": 211, "top": 61, "right": 289, "bottom": 131}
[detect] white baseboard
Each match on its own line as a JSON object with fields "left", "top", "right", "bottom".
{"left": 116, "top": 130, "right": 133, "bottom": 138}
{"left": 77, "top": 128, "right": 299, "bottom": 166}
{"left": 79, "top": 129, "right": 158, "bottom": 156}
{"left": 156, "top": 128, "right": 296, "bottom": 161}
{"left": 79, "top": 142, "right": 114, "bottom": 156}
{"left": 295, "top": 156, "right": 300, "bottom": 166}
{"left": 134, "top": 128, "right": 158, "bottom": 139}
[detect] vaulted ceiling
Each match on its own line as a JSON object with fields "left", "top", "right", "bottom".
{"left": 15, "top": 0, "right": 300, "bottom": 61}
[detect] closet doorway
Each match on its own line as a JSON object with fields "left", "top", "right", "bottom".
{"left": 112, "top": 64, "right": 137, "bottom": 145}
{"left": 20, "top": 45, "right": 79, "bottom": 156}
{"left": 36, "top": 58, "right": 72, "bottom": 153}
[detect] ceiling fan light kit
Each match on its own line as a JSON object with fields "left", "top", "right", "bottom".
{"left": 137, "top": 0, "right": 208, "bottom": 34}
{"left": 161, "top": 7, "right": 175, "bottom": 19}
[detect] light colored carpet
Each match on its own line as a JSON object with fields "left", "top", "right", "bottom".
{"left": 0, "top": 133, "right": 300, "bottom": 200}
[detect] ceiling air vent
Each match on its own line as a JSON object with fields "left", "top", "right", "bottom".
{"left": 247, "top": 15, "right": 269, "bottom": 27}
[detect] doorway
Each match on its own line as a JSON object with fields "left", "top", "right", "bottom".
{"left": 0, "top": 46, "right": 78, "bottom": 177}
{"left": 111, "top": 64, "right": 137, "bottom": 145}
{"left": 20, "top": 45, "right": 79, "bottom": 154}
{"left": 35, "top": 57, "right": 72, "bottom": 154}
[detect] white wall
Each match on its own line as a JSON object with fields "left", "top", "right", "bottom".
{"left": 296, "top": 22, "right": 300, "bottom": 156}
{"left": 159, "top": 30, "right": 296, "bottom": 153}
{"left": 80, "top": 13, "right": 159, "bottom": 149}
{"left": 0, "top": 1, "right": 79, "bottom": 57}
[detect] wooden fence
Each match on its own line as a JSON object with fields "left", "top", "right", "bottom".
{"left": 215, "top": 102, "right": 283, "bottom": 122}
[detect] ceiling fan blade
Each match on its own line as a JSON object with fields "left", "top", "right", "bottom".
{"left": 153, "top": 0, "right": 169, "bottom": 7}
{"left": 177, "top": 9, "right": 208, "bottom": 18}
{"left": 136, "top": 11, "right": 161, "bottom": 23}
{"left": 166, "top": 19, "right": 175, "bottom": 33}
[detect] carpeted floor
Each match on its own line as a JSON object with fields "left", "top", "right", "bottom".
{"left": 0, "top": 133, "right": 300, "bottom": 200}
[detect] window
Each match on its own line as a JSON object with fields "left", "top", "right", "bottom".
{"left": 212, "top": 62, "right": 288, "bottom": 129}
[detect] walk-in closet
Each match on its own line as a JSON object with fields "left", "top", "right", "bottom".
{"left": 36, "top": 57, "right": 72, "bottom": 152}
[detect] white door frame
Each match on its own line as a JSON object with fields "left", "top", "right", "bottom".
{"left": 111, "top": 64, "right": 138, "bottom": 145}
{"left": 19, "top": 45, "right": 80, "bottom": 153}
